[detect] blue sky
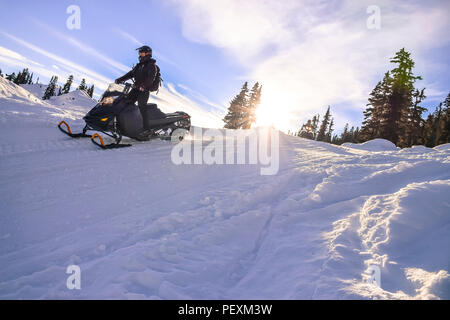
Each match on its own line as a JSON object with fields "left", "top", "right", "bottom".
{"left": 0, "top": 0, "right": 449, "bottom": 132}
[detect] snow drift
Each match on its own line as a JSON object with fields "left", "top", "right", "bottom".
{"left": 0, "top": 76, "right": 449, "bottom": 299}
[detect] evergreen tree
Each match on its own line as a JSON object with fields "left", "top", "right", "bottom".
{"left": 13, "top": 68, "right": 31, "bottom": 85}
{"left": 27, "top": 72, "right": 34, "bottom": 84}
{"left": 6, "top": 72, "right": 16, "bottom": 82}
{"left": 223, "top": 82, "right": 249, "bottom": 129}
{"left": 384, "top": 48, "right": 422, "bottom": 146}
{"left": 422, "top": 93, "right": 450, "bottom": 147}
{"left": 341, "top": 123, "right": 350, "bottom": 143}
{"left": 0, "top": 69, "right": 3, "bottom": 77}
{"left": 439, "top": 93, "right": 450, "bottom": 145}
{"left": 360, "top": 48, "right": 423, "bottom": 147}
{"left": 242, "top": 82, "right": 261, "bottom": 129}
{"left": 13, "top": 70, "right": 23, "bottom": 84}
{"left": 78, "top": 78, "right": 87, "bottom": 91}
{"left": 401, "top": 88, "right": 427, "bottom": 147}
{"left": 326, "top": 118, "right": 334, "bottom": 143}
{"left": 42, "top": 76, "right": 58, "bottom": 100}
{"left": 423, "top": 113, "right": 435, "bottom": 147}
{"left": 311, "top": 114, "right": 320, "bottom": 140}
{"left": 316, "top": 106, "right": 331, "bottom": 142}
{"left": 423, "top": 105, "right": 442, "bottom": 147}
{"left": 360, "top": 73, "right": 390, "bottom": 141}
{"left": 62, "top": 75, "right": 74, "bottom": 94}
{"left": 353, "top": 127, "right": 360, "bottom": 142}
{"left": 87, "top": 84, "right": 95, "bottom": 98}
{"left": 330, "top": 124, "right": 360, "bottom": 145}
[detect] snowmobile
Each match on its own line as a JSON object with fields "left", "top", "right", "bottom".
{"left": 58, "top": 83, "right": 191, "bottom": 149}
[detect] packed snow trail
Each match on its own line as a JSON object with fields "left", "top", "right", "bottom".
{"left": 0, "top": 78, "right": 449, "bottom": 299}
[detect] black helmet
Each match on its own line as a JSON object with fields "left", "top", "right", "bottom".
{"left": 136, "top": 45, "right": 152, "bottom": 56}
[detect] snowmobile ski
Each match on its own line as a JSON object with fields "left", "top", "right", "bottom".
{"left": 90, "top": 133, "right": 132, "bottom": 150}
{"left": 58, "top": 121, "right": 91, "bottom": 138}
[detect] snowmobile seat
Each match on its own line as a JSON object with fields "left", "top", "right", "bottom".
{"left": 145, "top": 103, "right": 166, "bottom": 119}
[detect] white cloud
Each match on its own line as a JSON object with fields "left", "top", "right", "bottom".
{"left": 151, "top": 83, "right": 224, "bottom": 128}
{"left": 0, "top": 46, "right": 45, "bottom": 67}
{"left": 170, "top": 0, "right": 450, "bottom": 131}
{"left": 1, "top": 31, "right": 113, "bottom": 91}
{"left": 33, "top": 20, "right": 130, "bottom": 75}
{"left": 114, "top": 28, "right": 143, "bottom": 46}
{"left": 177, "top": 83, "right": 227, "bottom": 112}
{"left": 114, "top": 28, "right": 179, "bottom": 67}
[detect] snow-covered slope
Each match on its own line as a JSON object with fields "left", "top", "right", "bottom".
{"left": 20, "top": 83, "right": 50, "bottom": 100}
{"left": 0, "top": 77, "right": 449, "bottom": 299}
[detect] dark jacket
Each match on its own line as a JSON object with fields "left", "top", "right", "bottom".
{"left": 116, "top": 55, "right": 157, "bottom": 91}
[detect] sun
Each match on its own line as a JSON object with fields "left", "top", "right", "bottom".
{"left": 254, "top": 91, "right": 293, "bottom": 132}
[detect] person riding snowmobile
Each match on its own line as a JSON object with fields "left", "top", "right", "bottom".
{"left": 114, "top": 45, "right": 159, "bottom": 134}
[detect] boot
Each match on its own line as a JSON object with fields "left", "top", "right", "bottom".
{"left": 138, "top": 104, "right": 153, "bottom": 138}
{"left": 139, "top": 105, "right": 152, "bottom": 130}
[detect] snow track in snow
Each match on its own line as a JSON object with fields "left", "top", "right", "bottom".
{"left": 0, "top": 77, "right": 449, "bottom": 299}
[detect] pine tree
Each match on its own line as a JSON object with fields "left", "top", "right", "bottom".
{"left": 223, "top": 82, "right": 249, "bottom": 129}
{"left": 360, "top": 73, "right": 390, "bottom": 142}
{"left": 341, "top": 123, "right": 350, "bottom": 143}
{"left": 316, "top": 106, "right": 331, "bottom": 142}
{"left": 360, "top": 49, "right": 423, "bottom": 147}
{"left": 242, "top": 82, "right": 261, "bottom": 129}
{"left": 423, "top": 105, "right": 442, "bottom": 147}
{"left": 15, "top": 68, "right": 32, "bottom": 85}
{"left": 6, "top": 72, "right": 16, "bottom": 82}
{"left": 27, "top": 72, "right": 34, "bottom": 84}
{"left": 353, "top": 127, "right": 360, "bottom": 142}
{"left": 441, "top": 93, "right": 450, "bottom": 144}
{"left": 78, "top": 78, "right": 87, "bottom": 91}
{"left": 402, "top": 88, "right": 427, "bottom": 147}
{"left": 13, "top": 70, "right": 23, "bottom": 84}
{"left": 435, "top": 93, "right": 450, "bottom": 145}
{"left": 308, "top": 114, "right": 320, "bottom": 140}
{"left": 326, "top": 118, "right": 334, "bottom": 143}
{"left": 422, "top": 94, "right": 450, "bottom": 147}
{"left": 87, "top": 84, "right": 95, "bottom": 98}
{"left": 62, "top": 75, "right": 74, "bottom": 94}
{"left": 42, "top": 76, "right": 58, "bottom": 100}
{"left": 0, "top": 69, "right": 3, "bottom": 77}
{"left": 385, "top": 48, "right": 422, "bottom": 146}
{"left": 14, "top": 68, "right": 30, "bottom": 85}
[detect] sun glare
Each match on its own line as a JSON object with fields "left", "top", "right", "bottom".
{"left": 255, "top": 90, "right": 293, "bottom": 133}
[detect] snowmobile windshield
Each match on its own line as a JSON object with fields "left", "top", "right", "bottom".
{"left": 100, "top": 83, "right": 130, "bottom": 105}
